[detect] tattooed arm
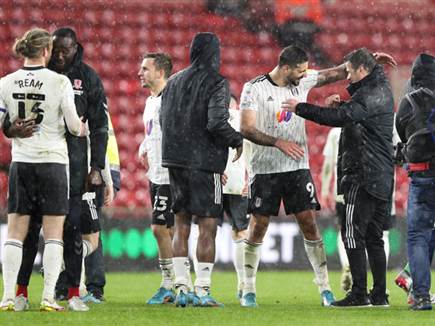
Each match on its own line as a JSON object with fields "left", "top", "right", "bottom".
{"left": 240, "top": 109, "right": 304, "bottom": 160}
{"left": 314, "top": 52, "right": 397, "bottom": 88}
{"left": 240, "top": 110, "right": 277, "bottom": 146}
{"left": 314, "top": 64, "right": 347, "bottom": 88}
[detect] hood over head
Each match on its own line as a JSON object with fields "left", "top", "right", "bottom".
{"left": 189, "top": 32, "right": 220, "bottom": 71}
{"left": 411, "top": 53, "right": 435, "bottom": 90}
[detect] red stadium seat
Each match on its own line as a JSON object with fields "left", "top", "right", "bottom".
{"left": 1, "top": 0, "right": 431, "bottom": 214}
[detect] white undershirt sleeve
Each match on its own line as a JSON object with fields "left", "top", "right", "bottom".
{"left": 60, "top": 79, "right": 83, "bottom": 136}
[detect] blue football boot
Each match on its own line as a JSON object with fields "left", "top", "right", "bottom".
{"left": 321, "top": 290, "right": 335, "bottom": 307}
{"left": 240, "top": 292, "right": 258, "bottom": 308}
{"left": 147, "top": 287, "right": 175, "bottom": 305}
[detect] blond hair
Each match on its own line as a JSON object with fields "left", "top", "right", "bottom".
{"left": 13, "top": 28, "right": 52, "bottom": 59}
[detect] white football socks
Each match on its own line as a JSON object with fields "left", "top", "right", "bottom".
{"left": 243, "top": 240, "right": 262, "bottom": 295}
{"left": 304, "top": 238, "right": 331, "bottom": 293}
{"left": 194, "top": 262, "right": 214, "bottom": 297}
{"left": 2, "top": 239, "right": 23, "bottom": 301}
{"left": 159, "top": 258, "right": 174, "bottom": 290}
{"left": 173, "top": 257, "right": 189, "bottom": 292}
{"left": 185, "top": 258, "right": 193, "bottom": 291}
{"left": 233, "top": 239, "right": 245, "bottom": 293}
{"left": 42, "top": 239, "right": 64, "bottom": 301}
{"left": 79, "top": 240, "right": 96, "bottom": 296}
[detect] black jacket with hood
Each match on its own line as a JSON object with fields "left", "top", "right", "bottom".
{"left": 396, "top": 53, "right": 435, "bottom": 176}
{"left": 50, "top": 43, "right": 108, "bottom": 196}
{"left": 296, "top": 64, "right": 394, "bottom": 201}
{"left": 160, "top": 32, "right": 243, "bottom": 173}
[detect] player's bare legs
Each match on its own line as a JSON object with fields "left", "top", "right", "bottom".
{"left": 295, "top": 210, "right": 332, "bottom": 303}
{"left": 196, "top": 217, "right": 218, "bottom": 263}
{"left": 153, "top": 225, "right": 173, "bottom": 260}
{"left": 192, "top": 216, "right": 222, "bottom": 306}
{"left": 173, "top": 212, "right": 191, "bottom": 257}
{"left": 247, "top": 214, "right": 270, "bottom": 243}
{"left": 294, "top": 210, "right": 320, "bottom": 240}
{"left": 195, "top": 217, "right": 218, "bottom": 289}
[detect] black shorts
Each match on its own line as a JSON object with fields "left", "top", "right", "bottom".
{"left": 8, "top": 162, "right": 69, "bottom": 215}
{"left": 168, "top": 167, "right": 223, "bottom": 218}
{"left": 80, "top": 190, "right": 102, "bottom": 234}
{"left": 248, "top": 169, "right": 320, "bottom": 216}
{"left": 222, "top": 194, "right": 249, "bottom": 231}
{"left": 150, "top": 182, "right": 174, "bottom": 227}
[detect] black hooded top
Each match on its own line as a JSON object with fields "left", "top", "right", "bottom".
{"left": 160, "top": 32, "right": 243, "bottom": 173}
{"left": 396, "top": 53, "right": 435, "bottom": 171}
{"left": 49, "top": 43, "right": 109, "bottom": 196}
{"left": 295, "top": 64, "right": 395, "bottom": 201}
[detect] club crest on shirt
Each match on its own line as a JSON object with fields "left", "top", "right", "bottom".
{"left": 73, "top": 79, "right": 82, "bottom": 89}
{"left": 72, "top": 79, "right": 84, "bottom": 96}
{"left": 146, "top": 119, "right": 153, "bottom": 135}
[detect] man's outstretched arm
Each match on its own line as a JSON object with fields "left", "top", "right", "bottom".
{"left": 314, "top": 52, "right": 397, "bottom": 88}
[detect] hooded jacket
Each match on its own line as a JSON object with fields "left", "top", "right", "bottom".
{"left": 50, "top": 43, "right": 108, "bottom": 196}
{"left": 160, "top": 32, "right": 243, "bottom": 173}
{"left": 295, "top": 64, "right": 394, "bottom": 201}
{"left": 396, "top": 53, "right": 435, "bottom": 174}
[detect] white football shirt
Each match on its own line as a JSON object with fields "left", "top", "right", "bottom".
{"left": 322, "top": 127, "right": 341, "bottom": 199}
{"left": 240, "top": 70, "right": 318, "bottom": 177}
{"left": 0, "top": 66, "right": 80, "bottom": 164}
{"left": 141, "top": 94, "right": 170, "bottom": 185}
{"left": 223, "top": 109, "right": 246, "bottom": 195}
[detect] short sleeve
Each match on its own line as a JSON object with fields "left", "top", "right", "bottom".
{"left": 240, "top": 82, "right": 258, "bottom": 111}
{"left": 300, "top": 69, "right": 319, "bottom": 91}
{"left": 0, "top": 81, "right": 8, "bottom": 127}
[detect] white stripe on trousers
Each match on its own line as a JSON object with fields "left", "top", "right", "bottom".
{"left": 345, "top": 185, "right": 359, "bottom": 249}
{"left": 214, "top": 173, "right": 221, "bottom": 204}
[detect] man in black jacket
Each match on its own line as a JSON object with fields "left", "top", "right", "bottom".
{"left": 160, "top": 32, "right": 243, "bottom": 307}
{"left": 283, "top": 48, "right": 394, "bottom": 307}
{"left": 395, "top": 53, "right": 435, "bottom": 311}
{"left": 5, "top": 27, "right": 109, "bottom": 311}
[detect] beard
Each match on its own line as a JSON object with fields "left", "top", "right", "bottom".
{"left": 286, "top": 75, "right": 302, "bottom": 86}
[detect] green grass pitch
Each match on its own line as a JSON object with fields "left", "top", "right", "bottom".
{"left": 1, "top": 271, "right": 434, "bottom": 325}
